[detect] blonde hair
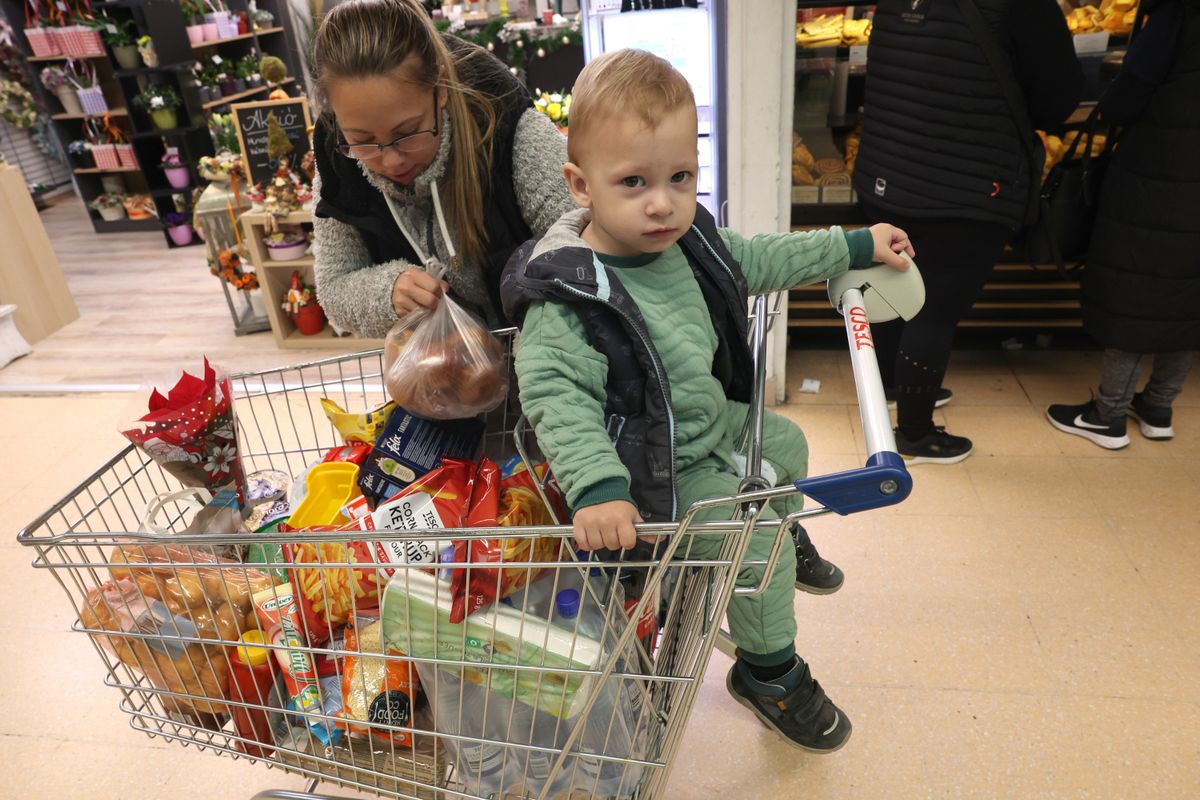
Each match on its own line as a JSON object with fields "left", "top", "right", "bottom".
{"left": 313, "top": 0, "right": 499, "bottom": 265}
{"left": 567, "top": 49, "right": 695, "bottom": 165}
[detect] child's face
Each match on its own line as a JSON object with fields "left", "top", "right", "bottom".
{"left": 565, "top": 106, "right": 698, "bottom": 257}
{"left": 326, "top": 66, "right": 444, "bottom": 186}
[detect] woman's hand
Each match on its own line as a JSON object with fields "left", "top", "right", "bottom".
{"left": 392, "top": 269, "right": 450, "bottom": 316}
{"left": 573, "top": 500, "right": 643, "bottom": 552}
{"left": 869, "top": 223, "right": 916, "bottom": 270}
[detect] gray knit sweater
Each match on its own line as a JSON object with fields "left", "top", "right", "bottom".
{"left": 312, "top": 108, "right": 575, "bottom": 338}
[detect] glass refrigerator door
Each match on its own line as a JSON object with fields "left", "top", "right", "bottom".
{"left": 581, "top": 1, "right": 725, "bottom": 219}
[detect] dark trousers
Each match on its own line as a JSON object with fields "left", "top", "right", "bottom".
{"left": 861, "top": 207, "right": 1014, "bottom": 437}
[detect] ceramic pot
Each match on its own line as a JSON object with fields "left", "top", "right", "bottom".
{"left": 113, "top": 44, "right": 140, "bottom": 69}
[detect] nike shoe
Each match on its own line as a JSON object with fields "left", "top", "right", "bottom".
{"left": 726, "top": 657, "right": 852, "bottom": 753}
{"left": 1045, "top": 400, "right": 1129, "bottom": 449}
{"left": 792, "top": 523, "right": 844, "bottom": 594}
{"left": 894, "top": 426, "right": 973, "bottom": 464}
{"left": 1129, "top": 393, "right": 1174, "bottom": 440}
{"left": 885, "top": 386, "right": 953, "bottom": 410}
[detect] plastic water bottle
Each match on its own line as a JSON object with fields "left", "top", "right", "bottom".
{"left": 429, "top": 670, "right": 515, "bottom": 797}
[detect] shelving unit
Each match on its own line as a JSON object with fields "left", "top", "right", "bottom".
{"left": 240, "top": 211, "right": 382, "bottom": 350}
{"left": 1, "top": 0, "right": 307, "bottom": 248}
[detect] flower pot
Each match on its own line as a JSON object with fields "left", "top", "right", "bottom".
{"left": 186, "top": 24, "right": 206, "bottom": 45}
{"left": 164, "top": 165, "right": 190, "bottom": 189}
{"left": 202, "top": 22, "right": 219, "bottom": 41}
{"left": 71, "top": 150, "right": 94, "bottom": 169}
{"left": 197, "top": 86, "right": 212, "bottom": 104}
{"left": 113, "top": 44, "right": 140, "bottom": 70}
{"left": 247, "top": 288, "right": 267, "bottom": 318}
{"left": 233, "top": 78, "right": 247, "bottom": 94}
{"left": 249, "top": 74, "right": 262, "bottom": 87}
{"left": 97, "top": 205, "right": 126, "bottom": 222}
{"left": 53, "top": 85, "right": 83, "bottom": 116}
{"left": 290, "top": 304, "right": 326, "bottom": 336}
{"left": 167, "top": 223, "right": 193, "bottom": 246}
{"left": 219, "top": 78, "right": 237, "bottom": 96}
{"left": 150, "top": 108, "right": 178, "bottom": 130}
{"left": 266, "top": 240, "right": 309, "bottom": 261}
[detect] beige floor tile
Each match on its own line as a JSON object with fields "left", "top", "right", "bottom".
{"left": 939, "top": 368, "right": 1029, "bottom": 406}
{"left": 887, "top": 461, "right": 982, "bottom": 516}
{"left": 942, "top": 404, "right": 1066, "bottom": 457}
{"left": 1013, "top": 371, "right": 1099, "bottom": 407}
{"left": 965, "top": 455, "right": 1100, "bottom": 519}
{"left": 1069, "top": 456, "right": 1200, "bottom": 522}
{"left": 774, "top": 405, "right": 860, "bottom": 457}
{"left": 1107, "top": 516, "right": 1200, "bottom": 641}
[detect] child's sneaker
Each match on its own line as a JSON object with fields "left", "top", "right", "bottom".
{"left": 726, "top": 657, "right": 852, "bottom": 753}
{"left": 792, "top": 523, "right": 844, "bottom": 594}
{"left": 885, "top": 386, "right": 953, "bottom": 410}
{"left": 894, "top": 426, "right": 973, "bottom": 464}
{"left": 1129, "top": 393, "right": 1174, "bottom": 440}
{"left": 1045, "top": 401, "right": 1130, "bottom": 449}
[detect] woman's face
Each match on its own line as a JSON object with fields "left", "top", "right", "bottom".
{"left": 326, "top": 67, "right": 445, "bottom": 185}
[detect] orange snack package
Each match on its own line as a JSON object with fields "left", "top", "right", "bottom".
{"left": 337, "top": 617, "right": 421, "bottom": 747}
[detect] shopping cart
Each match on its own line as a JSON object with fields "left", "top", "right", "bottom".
{"left": 17, "top": 273, "right": 913, "bottom": 800}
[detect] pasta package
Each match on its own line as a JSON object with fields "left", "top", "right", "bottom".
{"left": 447, "top": 458, "right": 565, "bottom": 623}
{"left": 338, "top": 618, "right": 421, "bottom": 747}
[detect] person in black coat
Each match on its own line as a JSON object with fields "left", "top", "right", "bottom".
{"left": 1047, "top": 0, "right": 1200, "bottom": 449}
{"left": 854, "top": 0, "right": 1082, "bottom": 463}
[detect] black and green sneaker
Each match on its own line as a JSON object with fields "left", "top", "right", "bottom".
{"left": 792, "top": 524, "right": 844, "bottom": 594}
{"left": 726, "top": 657, "right": 852, "bottom": 753}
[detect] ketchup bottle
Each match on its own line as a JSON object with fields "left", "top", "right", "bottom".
{"left": 227, "top": 630, "right": 278, "bottom": 757}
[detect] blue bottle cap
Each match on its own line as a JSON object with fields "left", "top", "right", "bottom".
{"left": 439, "top": 545, "right": 456, "bottom": 563}
{"left": 555, "top": 589, "right": 580, "bottom": 619}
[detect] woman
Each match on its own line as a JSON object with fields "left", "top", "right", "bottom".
{"left": 310, "top": 0, "right": 575, "bottom": 338}
{"left": 853, "top": 0, "right": 1082, "bottom": 463}
{"left": 1047, "top": 0, "right": 1200, "bottom": 449}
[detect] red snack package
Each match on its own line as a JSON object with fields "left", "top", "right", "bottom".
{"left": 448, "top": 459, "right": 563, "bottom": 623}
{"left": 285, "top": 459, "right": 478, "bottom": 640}
{"left": 322, "top": 444, "right": 372, "bottom": 466}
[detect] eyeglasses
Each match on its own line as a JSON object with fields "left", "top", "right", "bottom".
{"left": 336, "top": 88, "right": 440, "bottom": 161}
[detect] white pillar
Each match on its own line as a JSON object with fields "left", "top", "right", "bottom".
{"left": 723, "top": 0, "right": 794, "bottom": 404}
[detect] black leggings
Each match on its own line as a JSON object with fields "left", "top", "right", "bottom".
{"left": 861, "top": 209, "right": 1014, "bottom": 438}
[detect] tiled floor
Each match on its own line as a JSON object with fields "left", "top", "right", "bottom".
{"left": 2, "top": 197, "right": 1199, "bottom": 797}
{"left": 2, "top": 349, "right": 1198, "bottom": 799}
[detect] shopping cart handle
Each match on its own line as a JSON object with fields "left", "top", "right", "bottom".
{"left": 794, "top": 451, "right": 911, "bottom": 515}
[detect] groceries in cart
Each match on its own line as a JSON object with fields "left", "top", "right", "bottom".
{"left": 397, "top": 566, "right": 650, "bottom": 799}
{"left": 120, "top": 358, "right": 248, "bottom": 507}
{"left": 83, "top": 545, "right": 276, "bottom": 716}
{"left": 337, "top": 615, "right": 421, "bottom": 747}
{"left": 382, "top": 287, "right": 509, "bottom": 420}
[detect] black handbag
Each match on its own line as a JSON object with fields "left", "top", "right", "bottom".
{"left": 1024, "top": 106, "right": 1112, "bottom": 275}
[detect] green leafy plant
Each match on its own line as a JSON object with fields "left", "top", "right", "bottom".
{"left": 259, "top": 55, "right": 287, "bottom": 84}
{"left": 133, "top": 83, "right": 182, "bottom": 112}
{"left": 180, "top": 0, "right": 207, "bottom": 25}
{"left": 235, "top": 54, "right": 259, "bottom": 79}
{"left": 91, "top": 14, "right": 138, "bottom": 47}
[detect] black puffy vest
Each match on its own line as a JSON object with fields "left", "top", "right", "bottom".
{"left": 500, "top": 204, "right": 754, "bottom": 523}
{"left": 853, "top": 0, "right": 1036, "bottom": 227}
{"left": 313, "top": 36, "right": 533, "bottom": 324}
{"left": 1082, "top": 2, "right": 1200, "bottom": 352}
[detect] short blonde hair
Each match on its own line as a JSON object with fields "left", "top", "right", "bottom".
{"left": 567, "top": 49, "right": 695, "bottom": 164}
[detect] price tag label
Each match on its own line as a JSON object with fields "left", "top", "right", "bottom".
{"left": 849, "top": 45, "right": 868, "bottom": 66}
{"left": 106, "top": 24, "right": 117, "bottom": 34}
{"left": 212, "top": 54, "right": 223, "bottom": 64}
{"left": 166, "top": 147, "right": 179, "bottom": 157}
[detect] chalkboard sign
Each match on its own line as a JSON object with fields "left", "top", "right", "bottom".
{"left": 231, "top": 97, "right": 313, "bottom": 189}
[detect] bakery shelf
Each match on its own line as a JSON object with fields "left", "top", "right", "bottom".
{"left": 261, "top": 255, "right": 316, "bottom": 269}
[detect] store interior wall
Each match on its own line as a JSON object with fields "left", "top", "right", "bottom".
{"left": 724, "top": 0, "right": 795, "bottom": 403}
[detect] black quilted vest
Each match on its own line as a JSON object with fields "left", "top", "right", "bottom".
{"left": 313, "top": 36, "right": 533, "bottom": 324}
{"left": 500, "top": 204, "right": 754, "bottom": 523}
{"left": 1083, "top": 1, "right": 1200, "bottom": 352}
{"left": 853, "top": 0, "right": 1036, "bottom": 227}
